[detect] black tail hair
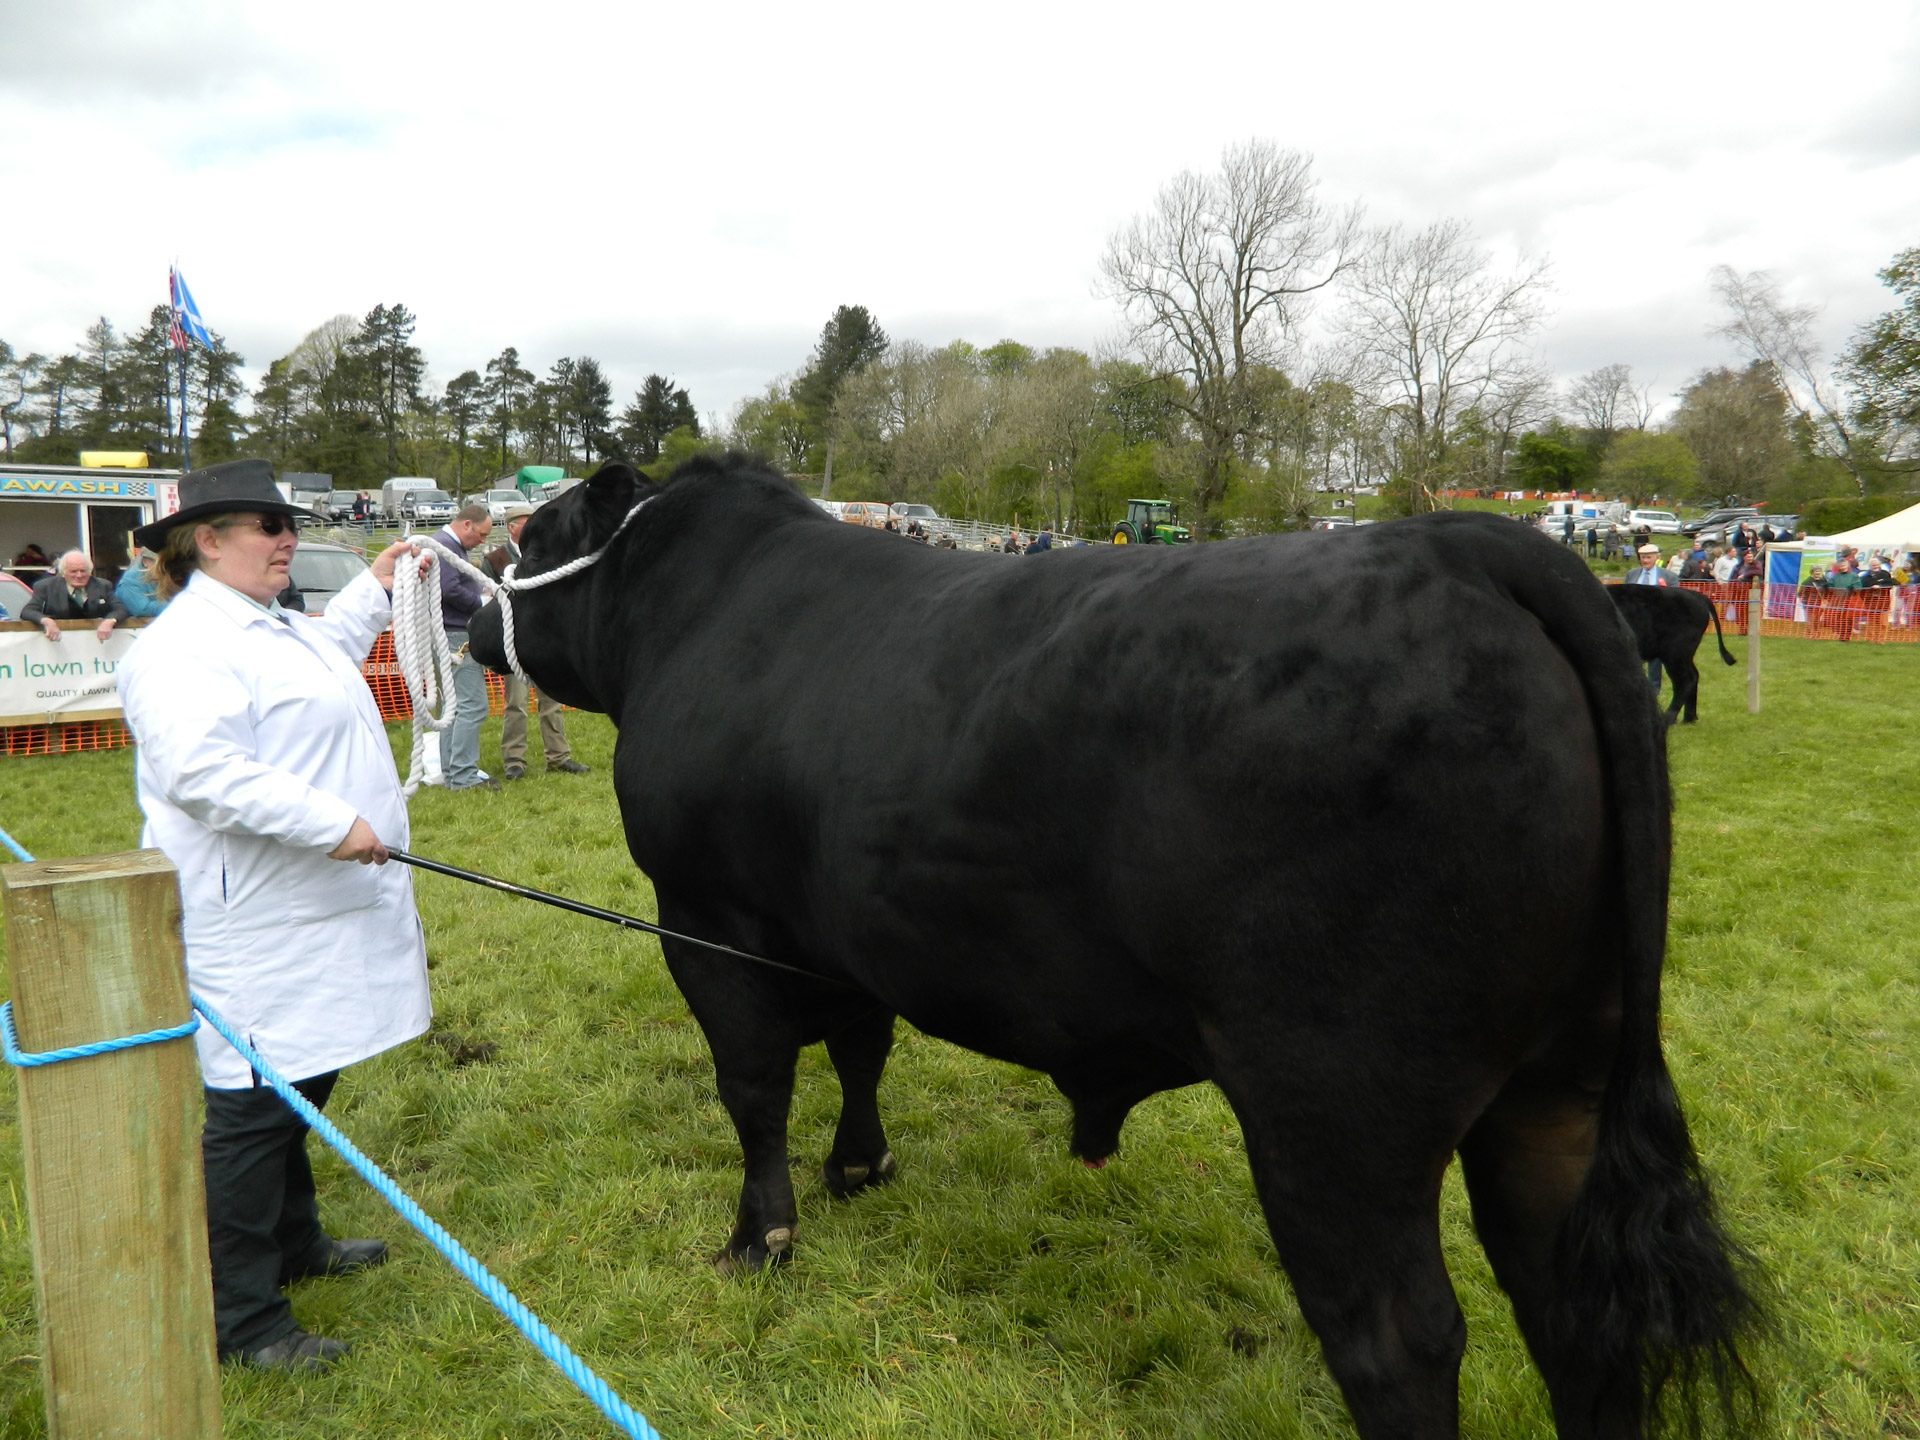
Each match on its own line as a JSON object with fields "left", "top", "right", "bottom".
{"left": 1707, "top": 601, "right": 1738, "bottom": 666}
{"left": 1550, "top": 1038, "right": 1767, "bottom": 1436}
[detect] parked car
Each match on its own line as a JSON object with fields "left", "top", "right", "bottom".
{"left": 0, "top": 571, "right": 32, "bottom": 617}
{"left": 324, "top": 490, "right": 363, "bottom": 522}
{"left": 889, "top": 502, "right": 945, "bottom": 533}
{"left": 811, "top": 499, "right": 845, "bottom": 519}
{"left": 400, "top": 489, "right": 459, "bottom": 526}
{"left": 380, "top": 477, "right": 438, "bottom": 522}
{"left": 285, "top": 542, "right": 371, "bottom": 614}
{"left": 482, "top": 488, "right": 525, "bottom": 523}
{"left": 1625, "top": 509, "right": 1682, "bottom": 535}
{"left": 1681, "top": 507, "right": 1761, "bottom": 537}
{"left": 839, "top": 501, "right": 893, "bottom": 529}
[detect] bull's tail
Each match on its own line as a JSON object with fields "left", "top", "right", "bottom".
{"left": 1707, "top": 599, "right": 1737, "bottom": 666}
{"left": 1551, "top": 1032, "right": 1765, "bottom": 1435}
{"left": 1472, "top": 521, "right": 1766, "bottom": 1435}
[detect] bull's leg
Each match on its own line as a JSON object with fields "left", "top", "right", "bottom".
{"left": 1458, "top": 1066, "right": 1623, "bottom": 1438}
{"left": 1666, "top": 653, "right": 1699, "bottom": 724}
{"left": 706, "top": 1025, "right": 802, "bottom": 1275}
{"left": 1225, "top": 1087, "right": 1466, "bottom": 1439}
{"left": 821, "top": 1007, "right": 898, "bottom": 1199}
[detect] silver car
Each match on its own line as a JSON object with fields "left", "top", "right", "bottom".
{"left": 286, "top": 542, "right": 371, "bottom": 614}
{"left": 482, "top": 488, "right": 525, "bottom": 523}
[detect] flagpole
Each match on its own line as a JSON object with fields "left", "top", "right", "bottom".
{"left": 179, "top": 343, "right": 191, "bottom": 472}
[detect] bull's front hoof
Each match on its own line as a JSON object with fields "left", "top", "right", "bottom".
{"left": 1082, "top": 1157, "right": 1108, "bottom": 1170}
{"left": 823, "top": 1149, "right": 896, "bottom": 1200}
{"left": 712, "top": 1225, "right": 795, "bottom": 1276}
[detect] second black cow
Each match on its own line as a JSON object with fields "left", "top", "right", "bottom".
{"left": 1608, "top": 583, "right": 1738, "bottom": 723}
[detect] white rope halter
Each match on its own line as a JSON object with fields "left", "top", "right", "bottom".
{"left": 387, "top": 498, "right": 653, "bottom": 798}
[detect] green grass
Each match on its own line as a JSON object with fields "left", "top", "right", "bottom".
{"left": 0, "top": 640, "right": 1916, "bottom": 1438}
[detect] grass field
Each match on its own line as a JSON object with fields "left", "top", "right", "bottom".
{"left": 0, "top": 636, "right": 1914, "bottom": 1438}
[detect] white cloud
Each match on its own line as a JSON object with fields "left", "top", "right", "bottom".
{"left": 1, "top": 0, "right": 1913, "bottom": 428}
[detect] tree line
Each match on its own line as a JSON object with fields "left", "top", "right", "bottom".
{"left": 0, "top": 305, "right": 701, "bottom": 494}
{"left": 730, "top": 145, "right": 1916, "bottom": 536}
{"left": 3, "top": 141, "right": 1912, "bottom": 536}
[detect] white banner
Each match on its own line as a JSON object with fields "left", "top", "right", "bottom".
{"left": 0, "top": 624, "right": 143, "bottom": 726}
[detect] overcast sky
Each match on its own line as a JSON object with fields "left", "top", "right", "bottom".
{"left": 2, "top": 0, "right": 1914, "bottom": 430}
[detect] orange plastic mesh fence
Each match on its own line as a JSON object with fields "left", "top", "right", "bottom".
{"left": 1, "top": 720, "right": 134, "bottom": 756}
{"left": 360, "top": 631, "right": 508, "bottom": 722}
{"left": 1674, "top": 580, "right": 1920, "bottom": 644}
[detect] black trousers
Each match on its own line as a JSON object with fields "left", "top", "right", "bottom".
{"left": 202, "top": 1071, "right": 339, "bottom": 1356}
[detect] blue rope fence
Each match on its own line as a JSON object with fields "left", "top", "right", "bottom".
{"left": 0, "top": 1002, "right": 199, "bottom": 1067}
{"left": 0, "top": 833, "right": 663, "bottom": 1440}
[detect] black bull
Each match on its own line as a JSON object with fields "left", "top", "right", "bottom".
{"left": 1608, "top": 583, "right": 1739, "bottom": 724}
{"left": 470, "top": 456, "right": 1759, "bottom": 1439}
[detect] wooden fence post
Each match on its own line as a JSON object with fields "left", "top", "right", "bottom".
{"left": 1747, "top": 573, "right": 1763, "bottom": 714}
{"left": 1, "top": 850, "right": 221, "bottom": 1439}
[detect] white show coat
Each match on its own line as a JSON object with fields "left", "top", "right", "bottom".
{"left": 117, "top": 568, "right": 430, "bottom": 1088}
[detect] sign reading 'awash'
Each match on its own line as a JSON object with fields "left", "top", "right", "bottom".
{"left": 0, "top": 626, "right": 143, "bottom": 725}
{"left": 0, "top": 475, "right": 157, "bottom": 500}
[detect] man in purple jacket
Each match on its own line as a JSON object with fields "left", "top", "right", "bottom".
{"left": 435, "top": 505, "right": 497, "bottom": 791}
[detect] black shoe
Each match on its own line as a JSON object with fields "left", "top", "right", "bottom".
{"left": 547, "top": 759, "right": 590, "bottom": 774}
{"left": 503, "top": 764, "right": 525, "bottom": 781}
{"left": 233, "top": 1328, "right": 351, "bottom": 1374}
{"left": 284, "top": 1237, "right": 389, "bottom": 1284}
{"left": 471, "top": 776, "right": 503, "bottom": 792}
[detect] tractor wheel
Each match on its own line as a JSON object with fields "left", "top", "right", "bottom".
{"left": 1112, "top": 522, "right": 1137, "bottom": 544}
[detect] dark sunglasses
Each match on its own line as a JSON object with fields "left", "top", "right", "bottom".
{"left": 226, "top": 515, "right": 295, "bottom": 537}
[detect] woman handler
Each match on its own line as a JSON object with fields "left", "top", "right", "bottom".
{"left": 118, "top": 459, "right": 432, "bottom": 1374}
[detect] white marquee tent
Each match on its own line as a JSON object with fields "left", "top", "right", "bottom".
{"left": 1823, "top": 500, "right": 1920, "bottom": 554}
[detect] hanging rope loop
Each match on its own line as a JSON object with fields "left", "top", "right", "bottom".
{"left": 386, "top": 497, "right": 653, "bottom": 800}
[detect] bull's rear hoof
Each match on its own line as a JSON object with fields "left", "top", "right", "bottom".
{"left": 1082, "top": 1157, "right": 1108, "bottom": 1170}
{"left": 823, "top": 1149, "right": 896, "bottom": 1200}
{"left": 712, "top": 1225, "right": 795, "bottom": 1276}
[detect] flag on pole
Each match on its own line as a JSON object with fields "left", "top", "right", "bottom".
{"left": 169, "top": 266, "right": 212, "bottom": 351}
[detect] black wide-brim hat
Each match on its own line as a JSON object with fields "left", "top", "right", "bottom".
{"left": 132, "top": 458, "right": 305, "bottom": 551}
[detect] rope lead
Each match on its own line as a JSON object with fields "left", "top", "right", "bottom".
{"left": 387, "top": 497, "right": 654, "bottom": 800}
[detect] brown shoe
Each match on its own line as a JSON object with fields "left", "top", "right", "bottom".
{"left": 547, "top": 759, "right": 590, "bottom": 774}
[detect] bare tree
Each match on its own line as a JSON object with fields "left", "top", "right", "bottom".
{"left": 1711, "top": 265, "right": 1866, "bottom": 495}
{"left": 1565, "top": 363, "right": 1654, "bottom": 445}
{"left": 1101, "top": 140, "right": 1362, "bottom": 533}
{"left": 1338, "top": 219, "right": 1550, "bottom": 511}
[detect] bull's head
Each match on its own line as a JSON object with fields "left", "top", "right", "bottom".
{"left": 468, "top": 460, "right": 659, "bottom": 713}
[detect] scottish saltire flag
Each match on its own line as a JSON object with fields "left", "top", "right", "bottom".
{"left": 169, "top": 266, "right": 212, "bottom": 351}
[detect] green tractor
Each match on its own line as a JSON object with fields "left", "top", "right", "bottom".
{"left": 1110, "top": 498, "right": 1191, "bottom": 545}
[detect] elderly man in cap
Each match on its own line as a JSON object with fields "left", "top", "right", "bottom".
{"left": 20, "top": 549, "right": 129, "bottom": 642}
{"left": 1622, "top": 541, "right": 1672, "bottom": 689}
{"left": 482, "top": 502, "right": 589, "bottom": 779}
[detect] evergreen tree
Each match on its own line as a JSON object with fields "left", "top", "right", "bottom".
{"left": 351, "top": 303, "right": 426, "bottom": 474}
{"left": 483, "top": 346, "right": 534, "bottom": 474}
{"left": 793, "top": 305, "right": 887, "bottom": 495}
{"left": 618, "top": 375, "right": 698, "bottom": 462}
{"left": 445, "top": 370, "right": 485, "bottom": 496}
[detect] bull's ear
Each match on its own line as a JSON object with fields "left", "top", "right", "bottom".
{"left": 582, "top": 461, "right": 655, "bottom": 526}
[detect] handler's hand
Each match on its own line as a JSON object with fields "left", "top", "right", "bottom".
{"left": 329, "top": 817, "right": 390, "bottom": 865}
{"left": 369, "top": 540, "right": 432, "bottom": 593}
{"left": 95, "top": 618, "right": 116, "bottom": 643}
{"left": 41, "top": 619, "right": 60, "bottom": 643}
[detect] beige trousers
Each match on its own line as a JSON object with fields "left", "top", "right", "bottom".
{"left": 500, "top": 675, "right": 571, "bottom": 768}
